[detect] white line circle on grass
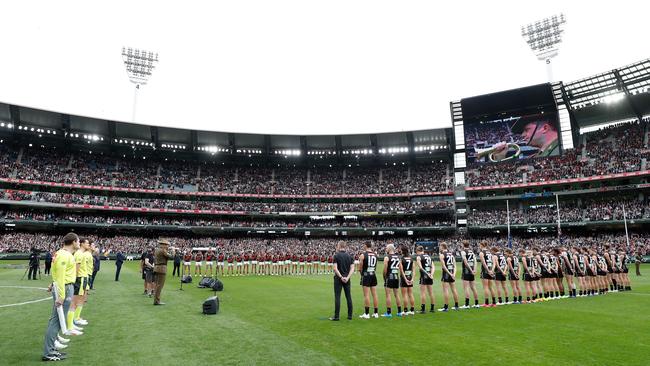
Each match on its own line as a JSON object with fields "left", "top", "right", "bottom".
{"left": 0, "top": 285, "right": 51, "bottom": 308}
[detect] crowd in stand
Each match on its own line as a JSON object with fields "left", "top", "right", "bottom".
{"left": 467, "top": 121, "right": 649, "bottom": 187}
{"left": 0, "top": 209, "right": 453, "bottom": 228}
{"left": 1, "top": 190, "right": 453, "bottom": 212}
{"left": 2, "top": 232, "right": 649, "bottom": 259}
{"left": 468, "top": 197, "right": 650, "bottom": 225}
{"left": 0, "top": 143, "right": 450, "bottom": 194}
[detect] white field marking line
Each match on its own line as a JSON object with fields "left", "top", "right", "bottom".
{"left": 0, "top": 285, "right": 51, "bottom": 308}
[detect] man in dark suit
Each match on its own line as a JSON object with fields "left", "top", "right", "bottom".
{"left": 90, "top": 247, "right": 100, "bottom": 289}
{"left": 153, "top": 239, "right": 176, "bottom": 305}
{"left": 330, "top": 241, "right": 355, "bottom": 321}
{"left": 44, "top": 250, "right": 52, "bottom": 275}
{"left": 173, "top": 251, "right": 182, "bottom": 277}
{"left": 115, "top": 251, "right": 126, "bottom": 281}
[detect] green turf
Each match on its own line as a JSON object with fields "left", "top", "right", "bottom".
{"left": 1, "top": 260, "right": 649, "bottom": 365}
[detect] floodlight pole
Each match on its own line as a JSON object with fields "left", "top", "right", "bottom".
{"left": 122, "top": 47, "right": 159, "bottom": 122}
{"left": 521, "top": 14, "right": 566, "bottom": 83}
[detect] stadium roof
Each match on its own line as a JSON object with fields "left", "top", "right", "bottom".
{"left": 0, "top": 102, "right": 450, "bottom": 159}
{"left": 0, "top": 1, "right": 649, "bottom": 135}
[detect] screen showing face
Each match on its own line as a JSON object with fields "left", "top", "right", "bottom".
{"left": 464, "top": 112, "right": 560, "bottom": 165}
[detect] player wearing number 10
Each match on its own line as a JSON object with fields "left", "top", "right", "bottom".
{"left": 358, "top": 242, "right": 379, "bottom": 319}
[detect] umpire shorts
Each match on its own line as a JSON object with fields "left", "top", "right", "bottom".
{"left": 73, "top": 277, "right": 86, "bottom": 296}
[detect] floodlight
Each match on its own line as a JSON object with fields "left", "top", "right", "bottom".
{"left": 521, "top": 14, "right": 566, "bottom": 81}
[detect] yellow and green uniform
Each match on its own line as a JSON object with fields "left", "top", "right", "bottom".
{"left": 83, "top": 251, "right": 94, "bottom": 290}
{"left": 74, "top": 250, "right": 87, "bottom": 295}
{"left": 52, "top": 249, "right": 74, "bottom": 300}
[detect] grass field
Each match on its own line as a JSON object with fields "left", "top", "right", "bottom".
{"left": 1, "top": 260, "right": 649, "bottom": 366}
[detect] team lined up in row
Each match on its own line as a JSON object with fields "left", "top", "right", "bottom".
{"left": 355, "top": 241, "right": 632, "bottom": 318}
{"left": 180, "top": 251, "right": 336, "bottom": 277}
{"left": 42, "top": 233, "right": 96, "bottom": 361}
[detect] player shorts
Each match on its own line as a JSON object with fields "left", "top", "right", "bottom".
{"left": 420, "top": 276, "right": 434, "bottom": 285}
{"left": 184, "top": 262, "right": 191, "bottom": 266}
{"left": 623, "top": 267, "right": 629, "bottom": 274}
{"left": 384, "top": 278, "right": 399, "bottom": 289}
{"left": 606, "top": 265, "right": 613, "bottom": 274}
{"left": 195, "top": 262, "right": 203, "bottom": 267}
{"left": 524, "top": 273, "right": 534, "bottom": 282}
{"left": 508, "top": 271, "right": 519, "bottom": 281}
{"left": 252, "top": 261, "right": 258, "bottom": 265}
{"left": 441, "top": 272, "right": 455, "bottom": 283}
{"left": 361, "top": 274, "right": 377, "bottom": 287}
{"left": 564, "top": 268, "right": 574, "bottom": 276}
{"left": 228, "top": 263, "right": 233, "bottom": 267}
{"left": 206, "top": 261, "right": 214, "bottom": 266}
{"left": 219, "top": 261, "right": 225, "bottom": 266}
{"left": 400, "top": 276, "right": 413, "bottom": 288}
{"left": 480, "top": 272, "right": 495, "bottom": 280}
{"left": 299, "top": 262, "right": 305, "bottom": 266}
{"left": 541, "top": 270, "right": 551, "bottom": 279}
{"left": 495, "top": 272, "right": 507, "bottom": 282}
{"left": 461, "top": 272, "right": 474, "bottom": 281}
{"left": 597, "top": 270, "right": 607, "bottom": 276}
{"left": 354, "top": 260, "right": 359, "bottom": 265}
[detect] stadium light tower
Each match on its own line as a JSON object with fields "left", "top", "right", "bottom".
{"left": 122, "top": 47, "right": 159, "bottom": 122}
{"left": 521, "top": 14, "right": 566, "bottom": 82}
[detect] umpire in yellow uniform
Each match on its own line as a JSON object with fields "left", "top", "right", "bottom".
{"left": 153, "top": 239, "right": 176, "bottom": 305}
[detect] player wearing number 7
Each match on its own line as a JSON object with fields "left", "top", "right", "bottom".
{"left": 438, "top": 242, "right": 459, "bottom": 312}
{"left": 358, "top": 242, "right": 379, "bottom": 319}
{"left": 399, "top": 245, "right": 415, "bottom": 316}
{"left": 415, "top": 246, "right": 435, "bottom": 313}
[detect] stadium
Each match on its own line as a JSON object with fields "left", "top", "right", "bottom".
{"left": 1, "top": 2, "right": 649, "bottom": 366}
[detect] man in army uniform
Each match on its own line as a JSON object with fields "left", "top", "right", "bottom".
{"left": 153, "top": 239, "right": 177, "bottom": 306}
{"left": 491, "top": 114, "right": 560, "bottom": 161}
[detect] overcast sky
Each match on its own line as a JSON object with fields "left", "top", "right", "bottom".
{"left": 0, "top": 1, "right": 647, "bottom": 135}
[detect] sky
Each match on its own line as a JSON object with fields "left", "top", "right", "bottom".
{"left": 0, "top": 0, "right": 647, "bottom": 135}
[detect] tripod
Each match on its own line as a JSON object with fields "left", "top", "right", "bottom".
{"left": 179, "top": 260, "right": 185, "bottom": 291}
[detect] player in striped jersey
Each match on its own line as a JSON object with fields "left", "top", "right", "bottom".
{"left": 415, "top": 246, "right": 436, "bottom": 313}
{"left": 617, "top": 249, "right": 631, "bottom": 291}
{"left": 382, "top": 244, "right": 403, "bottom": 317}
{"left": 549, "top": 250, "right": 561, "bottom": 298}
{"left": 399, "top": 245, "right": 415, "bottom": 315}
{"left": 492, "top": 247, "right": 509, "bottom": 305}
{"left": 479, "top": 241, "right": 497, "bottom": 307}
{"left": 597, "top": 251, "right": 609, "bottom": 294}
{"left": 438, "top": 243, "right": 459, "bottom": 312}
{"left": 574, "top": 247, "right": 588, "bottom": 296}
{"left": 459, "top": 241, "right": 479, "bottom": 309}
{"left": 358, "top": 242, "right": 379, "bottom": 319}
{"left": 521, "top": 249, "right": 537, "bottom": 303}
{"left": 559, "top": 247, "right": 577, "bottom": 297}
{"left": 505, "top": 248, "right": 522, "bottom": 304}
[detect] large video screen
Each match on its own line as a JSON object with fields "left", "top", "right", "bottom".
{"left": 461, "top": 84, "right": 561, "bottom": 165}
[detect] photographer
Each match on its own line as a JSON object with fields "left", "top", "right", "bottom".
{"left": 28, "top": 247, "right": 40, "bottom": 280}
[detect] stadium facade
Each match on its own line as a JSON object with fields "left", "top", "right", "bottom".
{"left": 0, "top": 58, "right": 649, "bottom": 254}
